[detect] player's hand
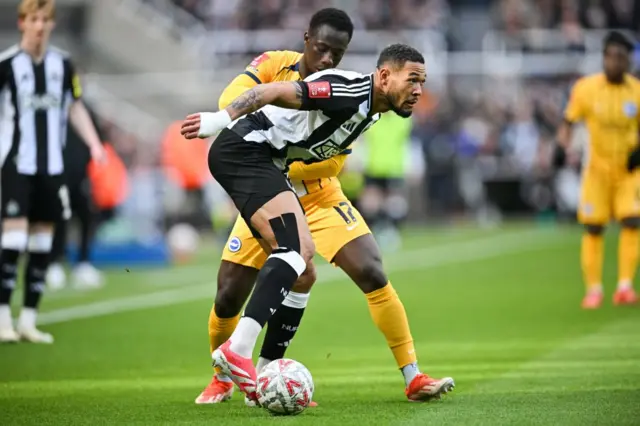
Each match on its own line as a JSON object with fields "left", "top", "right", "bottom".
{"left": 181, "top": 113, "right": 202, "bottom": 139}
{"left": 627, "top": 145, "right": 640, "bottom": 172}
{"left": 552, "top": 144, "right": 567, "bottom": 169}
{"left": 181, "top": 111, "right": 233, "bottom": 139}
{"left": 90, "top": 144, "right": 107, "bottom": 164}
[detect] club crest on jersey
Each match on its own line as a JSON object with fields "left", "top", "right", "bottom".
{"left": 308, "top": 81, "right": 331, "bottom": 98}
{"left": 228, "top": 237, "right": 242, "bottom": 253}
{"left": 310, "top": 138, "right": 344, "bottom": 159}
{"left": 623, "top": 101, "right": 637, "bottom": 118}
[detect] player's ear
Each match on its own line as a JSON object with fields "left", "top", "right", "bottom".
{"left": 304, "top": 31, "right": 310, "bottom": 44}
{"left": 378, "top": 66, "right": 392, "bottom": 88}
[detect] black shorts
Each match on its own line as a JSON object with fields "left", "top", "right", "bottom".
{"left": 364, "top": 175, "right": 404, "bottom": 192}
{"left": 1, "top": 166, "right": 69, "bottom": 223}
{"left": 208, "top": 129, "right": 294, "bottom": 237}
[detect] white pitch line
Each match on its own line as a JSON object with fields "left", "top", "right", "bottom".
{"left": 37, "top": 229, "right": 564, "bottom": 326}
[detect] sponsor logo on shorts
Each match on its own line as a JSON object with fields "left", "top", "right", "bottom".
{"left": 228, "top": 236, "right": 242, "bottom": 253}
{"left": 581, "top": 203, "right": 593, "bottom": 216}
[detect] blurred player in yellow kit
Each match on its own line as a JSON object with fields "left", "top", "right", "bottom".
{"left": 197, "top": 8, "right": 454, "bottom": 406}
{"left": 557, "top": 31, "right": 640, "bottom": 309}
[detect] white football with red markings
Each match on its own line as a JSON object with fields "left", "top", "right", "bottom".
{"left": 256, "top": 358, "right": 314, "bottom": 415}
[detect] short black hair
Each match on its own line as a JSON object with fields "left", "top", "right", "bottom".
{"left": 377, "top": 44, "right": 425, "bottom": 68}
{"left": 604, "top": 31, "right": 634, "bottom": 53}
{"left": 308, "top": 8, "right": 354, "bottom": 41}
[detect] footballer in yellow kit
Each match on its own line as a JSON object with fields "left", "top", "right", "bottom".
{"left": 220, "top": 50, "right": 370, "bottom": 269}
{"left": 558, "top": 30, "right": 640, "bottom": 309}
{"left": 198, "top": 8, "right": 454, "bottom": 407}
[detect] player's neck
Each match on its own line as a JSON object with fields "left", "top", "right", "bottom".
{"left": 298, "top": 60, "right": 310, "bottom": 80}
{"left": 605, "top": 73, "right": 626, "bottom": 85}
{"left": 20, "top": 40, "right": 47, "bottom": 63}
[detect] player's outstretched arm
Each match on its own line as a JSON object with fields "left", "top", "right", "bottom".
{"left": 181, "top": 82, "right": 303, "bottom": 139}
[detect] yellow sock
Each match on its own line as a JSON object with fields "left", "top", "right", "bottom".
{"left": 581, "top": 233, "right": 604, "bottom": 291}
{"left": 618, "top": 228, "right": 639, "bottom": 287}
{"left": 208, "top": 305, "right": 240, "bottom": 374}
{"left": 366, "top": 282, "right": 417, "bottom": 369}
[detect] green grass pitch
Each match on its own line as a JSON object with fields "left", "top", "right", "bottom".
{"left": 1, "top": 223, "right": 639, "bottom": 425}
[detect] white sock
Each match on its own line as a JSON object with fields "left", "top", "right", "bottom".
{"left": 618, "top": 280, "right": 632, "bottom": 290}
{"left": 256, "top": 357, "right": 272, "bottom": 375}
{"left": 228, "top": 316, "right": 262, "bottom": 358}
{"left": 401, "top": 362, "right": 420, "bottom": 387}
{"left": 588, "top": 284, "right": 603, "bottom": 294}
{"left": 0, "top": 305, "right": 13, "bottom": 329}
{"left": 18, "top": 307, "right": 37, "bottom": 330}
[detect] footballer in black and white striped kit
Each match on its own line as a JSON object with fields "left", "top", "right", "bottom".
{"left": 179, "top": 43, "right": 451, "bottom": 403}
{"left": 0, "top": 0, "right": 105, "bottom": 344}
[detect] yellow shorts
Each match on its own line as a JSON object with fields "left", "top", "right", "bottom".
{"left": 578, "top": 168, "right": 640, "bottom": 224}
{"left": 221, "top": 188, "right": 371, "bottom": 269}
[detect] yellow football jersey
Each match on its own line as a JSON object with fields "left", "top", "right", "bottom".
{"left": 565, "top": 73, "right": 640, "bottom": 172}
{"left": 218, "top": 50, "right": 344, "bottom": 195}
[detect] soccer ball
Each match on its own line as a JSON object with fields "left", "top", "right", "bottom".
{"left": 256, "top": 359, "right": 314, "bottom": 415}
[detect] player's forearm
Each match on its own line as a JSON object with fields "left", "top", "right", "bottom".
{"left": 288, "top": 155, "right": 347, "bottom": 180}
{"left": 224, "top": 82, "right": 303, "bottom": 121}
{"left": 69, "top": 101, "right": 102, "bottom": 150}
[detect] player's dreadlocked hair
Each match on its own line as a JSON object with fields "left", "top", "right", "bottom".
{"left": 377, "top": 44, "right": 424, "bottom": 68}
{"left": 308, "top": 8, "right": 354, "bottom": 41}
{"left": 604, "top": 31, "right": 634, "bottom": 53}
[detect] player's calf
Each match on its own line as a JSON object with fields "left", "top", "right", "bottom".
{"left": 257, "top": 268, "right": 314, "bottom": 373}
{"left": 214, "top": 261, "right": 258, "bottom": 319}
{"left": 0, "top": 219, "right": 28, "bottom": 342}
{"left": 17, "top": 225, "right": 54, "bottom": 344}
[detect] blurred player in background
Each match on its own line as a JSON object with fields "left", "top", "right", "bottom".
{"left": 556, "top": 31, "right": 640, "bottom": 309}
{"left": 198, "top": 9, "right": 452, "bottom": 406}
{"left": 0, "top": 0, "right": 105, "bottom": 343}
{"left": 360, "top": 112, "right": 413, "bottom": 251}
{"left": 46, "top": 101, "right": 105, "bottom": 290}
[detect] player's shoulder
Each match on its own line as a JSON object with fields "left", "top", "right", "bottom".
{"left": 573, "top": 73, "right": 603, "bottom": 91}
{"left": 251, "top": 50, "right": 301, "bottom": 68}
{"left": 48, "top": 45, "right": 72, "bottom": 59}
{"left": 625, "top": 74, "right": 640, "bottom": 90}
{"left": 0, "top": 44, "right": 20, "bottom": 65}
{"left": 304, "top": 68, "right": 372, "bottom": 83}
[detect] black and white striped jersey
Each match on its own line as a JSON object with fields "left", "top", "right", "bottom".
{"left": 0, "top": 45, "right": 82, "bottom": 176}
{"left": 228, "top": 68, "right": 380, "bottom": 170}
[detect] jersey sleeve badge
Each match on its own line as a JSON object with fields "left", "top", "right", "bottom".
{"left": 307, "top": 81, "right": 331, "bottom": 98}
{"left": 250, "top": 53, "right": 270, "bottom": 68}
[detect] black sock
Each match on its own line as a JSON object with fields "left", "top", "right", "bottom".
{"left": 50, "top": 220, "right": 67, "bottom": 263}
{"left": 243, "top": 252, "right": 301, "bottom": 327}
{"left": 24, "top": 252, "right": 49, "bottom": 309}
{"left": 260, "top": 304, "right": 306, "bottom": 360}
{"left": 0, "top": 249, "right": 21, "bottom": 305}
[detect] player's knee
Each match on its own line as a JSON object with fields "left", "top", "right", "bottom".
{"left": 584, "top": 224, "right": 605, "bottom": 235}
{"left": 621, "top": 217, "right": 640, "bottom": 229}
{"left": 268, "top": 212, "right": 314, "bottom": 263}
{"left": 291, "top": 262, "right": 316, "bottom": 293}
{"left": 299, "top": 236, "right": 315, "bottom": 264}
{"left": 354, "top": 255, "right": 388, "bottom": 294}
